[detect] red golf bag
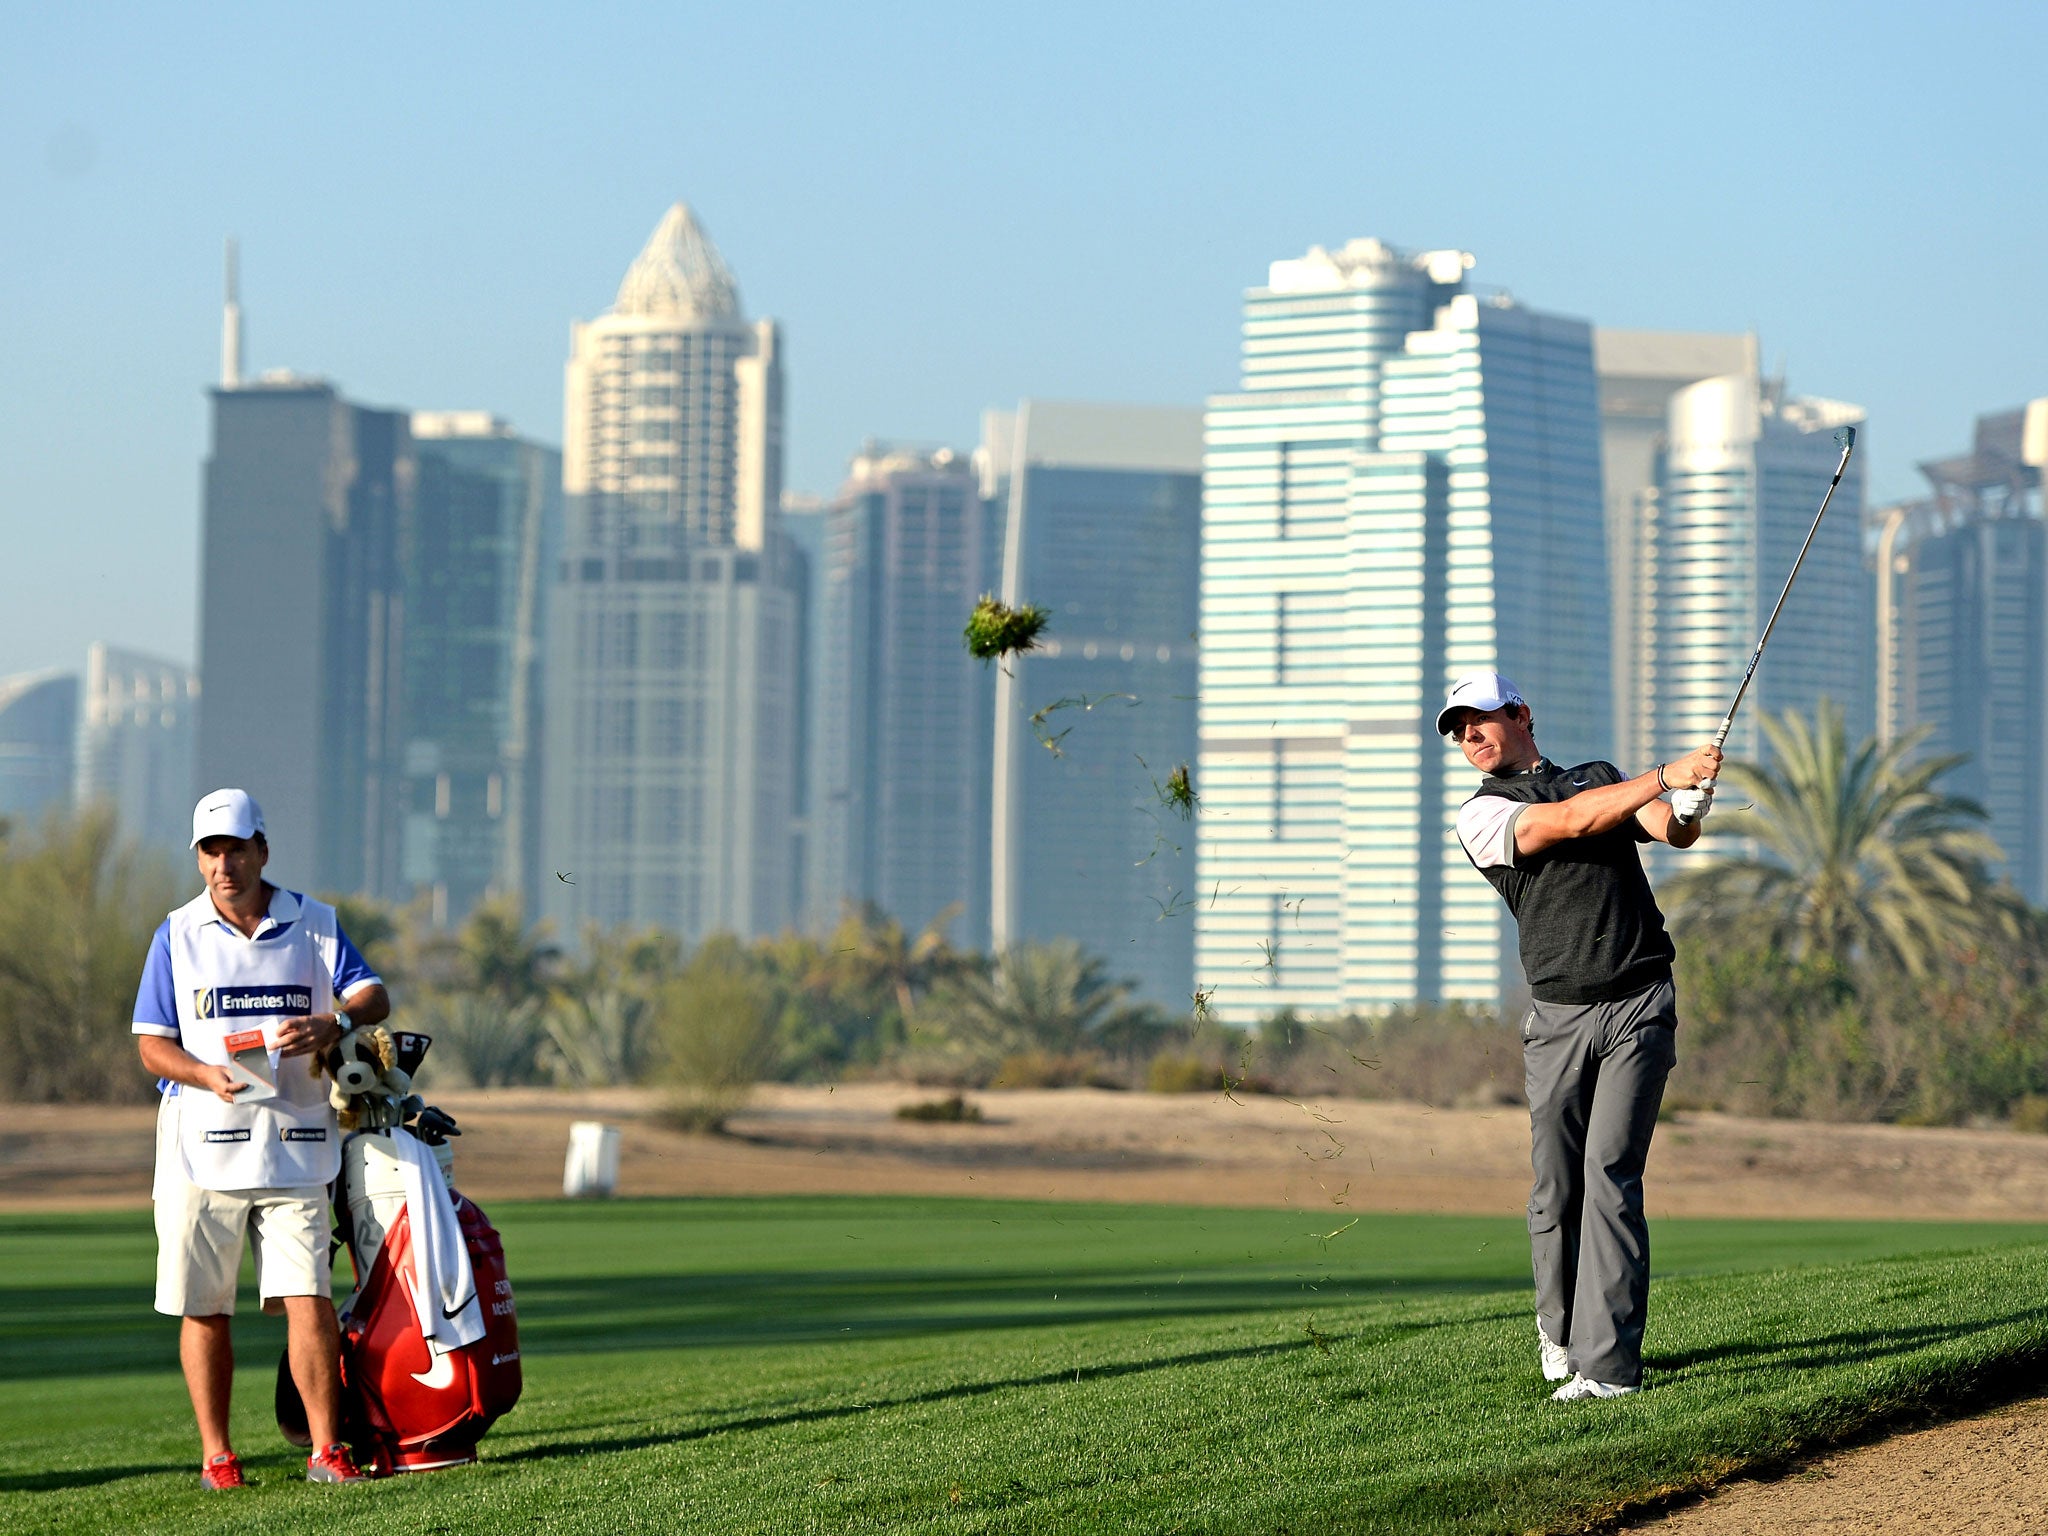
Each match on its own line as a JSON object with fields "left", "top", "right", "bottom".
{"left": 277, "top": 1035, "right": 522, "bottom": 1475}
{"left": 337, "top": 1184, "right": 523, "bottom": 1474}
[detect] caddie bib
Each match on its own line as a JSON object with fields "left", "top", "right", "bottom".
{"left": 163, "top": 887, "right": 343, "bottom": 1191}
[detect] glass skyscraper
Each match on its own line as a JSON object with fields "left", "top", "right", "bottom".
{"left": 1593, "top": 329, "right": 1760, "bottom": 770}
{"left": 402, "top": 413, "right": 561, "bottom": 923}
{"left": 1198, "top": 238, "right": 1610, "bottom": 1015}
{"left": 1595, "top": 334, "right": 1871, "bottom": 830}
{"left": 1644, "top": 374, "right": 1870, "bottom": 772}
{"left": 542, "top": 204, "right": 805, "bottom": 941}
{"left": 197, "top": 378, "right": 410, "bottom": 896}
{"left": 1880, "top": 400, "right": 2047, "bottom": 902}
{"left": 980, "top": 401, "right": 1203, "bottom": 1009}
{"left": 810, "top": 446, "right": 997, "bottom": 945}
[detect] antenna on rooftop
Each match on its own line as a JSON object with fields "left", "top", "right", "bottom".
{"left": 221, "top": 238, "right": 244, "bottom": 389}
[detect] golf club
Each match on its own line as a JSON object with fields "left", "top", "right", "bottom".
{"left": 1710, "top": 423, "right": 1859, "bottom": 754}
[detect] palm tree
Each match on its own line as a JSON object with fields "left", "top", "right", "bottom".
{"left": 458, "top": 896, "right": 560, "bottom": 1008}
{"left": 539, "top": 924, "right": 676, "bottom": 1087}
{"left": 923, "top": 939, "right": 1148, "bottom": 1061}
{"left": 414, "top": 992, "right": 550, "bottom": 1087}
{"left": 831, "top": 901, "right": 976, "bottom": 1029}
{"left": 1664, "top": 700, "right": 2022, "bottom": 977}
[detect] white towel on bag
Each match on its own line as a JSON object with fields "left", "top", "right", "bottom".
{"left": 389, "top": 1125, "right": 487, "bottom": 1350}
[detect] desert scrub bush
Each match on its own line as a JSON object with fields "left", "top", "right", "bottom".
{"left": 657, "top": 945, "right": 779, "bottom": 1132}
{"left": 989, "top": 1050, "right": 1114, "bottom": 1089}
{"left": 2011, "top": 1095, "right": 2048, "bottom": 1135}
{"left": 1147, "top": 1053, "right": 1217, "bottom": 1094}
{"left": 895, "top": 1094, "right": 984, "bottom": 1123}
{"left": 1262, "top": 1005, "right": 1524, "bottom": 1107}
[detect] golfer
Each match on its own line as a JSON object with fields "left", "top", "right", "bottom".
{"left": 1438, "top": 672, "right": 1718, "bottom": 1401}
{"left": 133, "top": 789, "right": 389, "bottom": 1487}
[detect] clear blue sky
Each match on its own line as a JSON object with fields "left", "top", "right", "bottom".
{"left": 4, "top": 1, "right": 2042, "bottom": 677}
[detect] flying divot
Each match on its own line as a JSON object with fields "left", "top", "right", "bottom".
{"left": 963, "top": 594, "right": 1050, "bottom": 662}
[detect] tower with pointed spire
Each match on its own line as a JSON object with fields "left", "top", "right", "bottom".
{"left": 542, "top": 205, "right": 805, "bottom": 941}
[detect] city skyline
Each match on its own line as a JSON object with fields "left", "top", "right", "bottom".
{"left": 7, "top": 4, "right": 2046, "bottom": 680}
{"left": 6, "top": 227, "right": 2038, "bottom": 1008}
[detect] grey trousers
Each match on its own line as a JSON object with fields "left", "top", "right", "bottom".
{"left": 1523, "top": 976, "right": 1676, "bottom": 1388}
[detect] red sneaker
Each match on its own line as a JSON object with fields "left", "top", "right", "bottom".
{"left": 200, "top": 1451, "right": 246, "bottom": 1490}
{"left": 306, "top": 1442, "right": 370, "bottom": 1484}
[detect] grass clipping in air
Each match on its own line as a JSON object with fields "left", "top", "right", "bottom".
{"left": 964, "top": 594, "right": 1050, "bottom": 662}
{"left": 1161, "top": 763, "right": 1196, "bottom": 819}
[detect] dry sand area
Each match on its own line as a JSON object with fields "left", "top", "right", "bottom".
{"left": 1625, "top": 1396, "right": 2048, "bottom": 1535}
{"left": 9, "top": 1082, "right": 2048, "bottom": 1529}
{"left": 16, "top": 1080, "right": 2048, "bottom": 1222}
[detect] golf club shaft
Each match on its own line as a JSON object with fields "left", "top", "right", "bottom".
{"left": 1710, "top": 426, "right": 1858, "bottom": 753}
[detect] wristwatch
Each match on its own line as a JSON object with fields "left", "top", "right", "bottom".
{"left": 333, "top": 1006, "right": 351, "bottom": 1045}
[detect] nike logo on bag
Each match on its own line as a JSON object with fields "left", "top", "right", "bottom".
{"left": 1571, "top": 778, "right": 1589, "bottom": 786}
{"left": 411, "top": 1350, "right": 456, "bottom": 1389}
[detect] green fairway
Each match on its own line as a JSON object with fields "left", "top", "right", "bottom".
{"left": 4, "top": 1197, "right": 2047, "bottom": 1534}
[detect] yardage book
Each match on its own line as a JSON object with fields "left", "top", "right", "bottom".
{"left": 222, "top": 1027, "right": 279, "bottom": 1102}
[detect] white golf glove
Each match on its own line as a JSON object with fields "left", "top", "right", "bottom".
{"left": 1671, "top": 780, "right": 1715, "bottom": 827}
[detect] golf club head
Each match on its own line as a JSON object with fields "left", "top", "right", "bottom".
{"left": 1834, "top": 424, "right": 1857, "bottom": 453}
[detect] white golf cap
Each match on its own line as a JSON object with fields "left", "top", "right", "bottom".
{"left": 1434, "top": 670, "right": 1526, "bottom": 736}
{"left": 191, "top": 788, "right": 266, "bottom": 847}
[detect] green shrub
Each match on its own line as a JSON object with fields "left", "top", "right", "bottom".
{"left": 0, "top": 807, "right": 182, "bottom": 1103}
{"left": 657, "top": 953, "right": 779, "bottom": 1132}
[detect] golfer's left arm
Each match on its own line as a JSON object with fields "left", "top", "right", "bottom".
{"left": 1634, "top": 745, "right": 1723, "bottom": 849}
{"left": 1514, "top": 743, "right": 1720, "bottom": 857}
{"left": 1635, "top": 799, "right": 1704, "bottom": 849}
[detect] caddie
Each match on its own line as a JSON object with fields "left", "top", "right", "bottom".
{"left": 1437, "top": 672, "right": 1719, "bottom": 1402}
{"left": 133, "top": 788, "right": 390, "bottom": 1488}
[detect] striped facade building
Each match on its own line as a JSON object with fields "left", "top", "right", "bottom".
{"left": 1197, "top": 238, "right": 1610, "bottom": 1016}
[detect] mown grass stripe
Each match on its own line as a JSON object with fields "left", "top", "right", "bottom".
{"left": 2, "top": 1200, "right": 2045, "bottom": 1534}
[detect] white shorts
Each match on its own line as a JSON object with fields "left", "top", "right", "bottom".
{"left": 153, "top": 1098, "right": 332, "bottom": 1316}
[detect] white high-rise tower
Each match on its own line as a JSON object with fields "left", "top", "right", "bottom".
{"left": 542, "top": 205, "right": 803, "bottom": 938}
{"left": 1197, "top": 239, "right": 1610, "bottom": 1014}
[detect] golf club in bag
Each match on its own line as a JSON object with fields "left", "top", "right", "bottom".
{"left": 276, "top": 1028, "right": 523, "bottom": 1475}
{"left": 1709, "top": 424, "right": 1859, "bottom": 756}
